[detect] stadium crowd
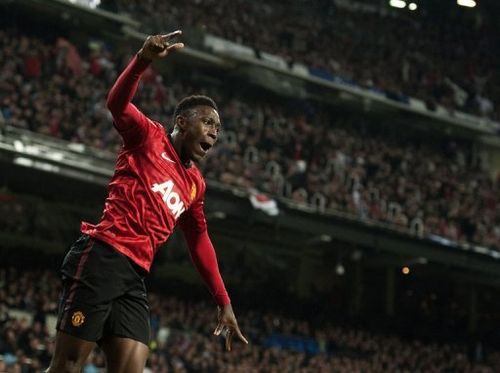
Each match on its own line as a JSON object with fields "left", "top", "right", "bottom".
{"left": 0, "top": 26, "right": 500, "bottom": 246}
{"left": 1, "top": 27, "right": 500, "bottom": 253}
{"left": 107, "top": 0, "right": 499, "bottom": 120}
{"left": 1, "top": 268, "right": 499, "bottom": 372}
{"left": 1, "top": 4, "right": 500, "bottom": 373}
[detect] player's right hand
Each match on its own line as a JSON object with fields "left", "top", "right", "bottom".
{"left": 137, "top": 31, "right": 184, "bottom": 61}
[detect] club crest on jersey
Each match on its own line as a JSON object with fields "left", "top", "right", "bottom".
{"left": 190, "top": 183, "right": 197, "bottom": 201}
{"left": 151, "top": 180, "right": 186, "bottom": 219}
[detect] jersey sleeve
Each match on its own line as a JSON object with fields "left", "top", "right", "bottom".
{"left": 178, "top": 194, "right": 231, "bottom": 306}
{"left": 106, "top": 55, "right": 155, "bottom": 149}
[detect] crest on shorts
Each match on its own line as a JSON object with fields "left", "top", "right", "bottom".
{"left": 71, "top": 311, "right": 85, "bottom": 327}
{"left": 190, "top": 183, "right": 197, "bottom": 201}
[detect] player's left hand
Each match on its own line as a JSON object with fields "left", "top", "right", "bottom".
{"left": 213, "top": 304, "right": 249, "bottom": 351}
{"left": 137, "top": 31, "right": 184, "bottom": 61}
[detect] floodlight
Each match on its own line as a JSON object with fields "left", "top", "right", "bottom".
{"left": 389, "top": 0, "right": 407, "bottom": 9}
{"left": 457, "top": 0, "right": 477, "bottom": 8}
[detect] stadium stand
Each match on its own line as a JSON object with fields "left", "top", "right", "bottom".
{"left": 1, "top": 28, "right": 500, "bottom": 252}
{"left": 109, "top": 0, "right": 499, "bottom": 120}
{"left": 1, "top": 268, "right": 499, "bottom": 372}
{"left": 1, "top": 1, "right": 500, "bottom": 371}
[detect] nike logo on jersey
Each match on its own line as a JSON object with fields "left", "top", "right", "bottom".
{"left": 151, "top": 180, "right": 185, "bottom": 219}
{"left": 161, "top": 152, "right": 176, "bottom": 163}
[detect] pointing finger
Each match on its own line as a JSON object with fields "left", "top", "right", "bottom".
{"left": 235, "top": 328, "right": 249, "bottom": 345}
{"left": 213, "top": 323, "right": 223, "bottom": 336}
{"left": 166, "top": 43, "right": 184, "bottom": 52}
{"left": 161, "top": 30, "right": 182, "bottom": 41}
{"left": 225, "top": 330, "right": 233, "bottom": 351}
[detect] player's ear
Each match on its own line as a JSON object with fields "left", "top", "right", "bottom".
{"left": 175, "top": 115, "right": 187, "bottom": 132}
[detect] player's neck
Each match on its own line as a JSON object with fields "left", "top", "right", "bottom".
{"left": 170, "top": 131, "right": 191, "bottom": 167}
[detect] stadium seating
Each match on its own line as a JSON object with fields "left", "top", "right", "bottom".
{"left": 1, "top": 28, "right": 499, "bottom": 253}
{"left": 0, "top": 268, "right": 498, "bottom": 372}
{"left": 109, "top": 0, "right": 499, "bottom": 120}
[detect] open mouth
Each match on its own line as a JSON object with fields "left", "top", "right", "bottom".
{"left": 200, "top": 142, "right": 212, "bottom": 152}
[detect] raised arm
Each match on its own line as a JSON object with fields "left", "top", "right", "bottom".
{"left": 106, "top": 55, "right": 149, "bottom": 122}
{"left": 107, "top": 32, "right": 184, "bottom": 146}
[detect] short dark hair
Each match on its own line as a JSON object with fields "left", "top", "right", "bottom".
{"left": 173, "top": 95, "right": 218, "bottom": 122}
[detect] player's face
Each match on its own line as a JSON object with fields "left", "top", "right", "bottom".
{"left": 182, "top": 105, "right": 221, "bottom": 162}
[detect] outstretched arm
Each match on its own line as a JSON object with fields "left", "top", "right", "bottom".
{"left": 179, "top": 200, "right": 248, "bottom": 351}
{"left": 183, "top": 228, "right": 231, "bottom": 306}
{"left": 107, "top": 31, "right": 184, "bottom": 146}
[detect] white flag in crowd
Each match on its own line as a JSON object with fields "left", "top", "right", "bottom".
{"left": 249, "top": 190, "right": 279, "bottom": 216}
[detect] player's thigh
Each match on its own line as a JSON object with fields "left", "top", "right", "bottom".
{"left": 100, "top": 288, "right": 150, "bottom": 372}
{"left": 102, "top": 288, "right": 151, "bottom": 346}
{"left": 46, "top": 330, "right": 96, "bottom": 373}
{"left": 101, "top": 336, "right": 149, "bottom": 373}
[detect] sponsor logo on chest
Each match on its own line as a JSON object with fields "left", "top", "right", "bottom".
{"left": 151, "top": 180, "right": 186, "bottom": 219}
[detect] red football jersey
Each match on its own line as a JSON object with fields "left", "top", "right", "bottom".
{"left": 80, "top": 55, "right": 230, "bottom": 305}
{"left": 81, "top": 122, "right": 206, "bottom": 271}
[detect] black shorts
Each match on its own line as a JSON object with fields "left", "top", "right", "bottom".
{"left": 56, "top": 235, "right": 150, "bottom": 346}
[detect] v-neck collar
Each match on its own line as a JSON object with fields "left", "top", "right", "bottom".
{"left": 167, "top": 133, "right": 192, "bottom": 169}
